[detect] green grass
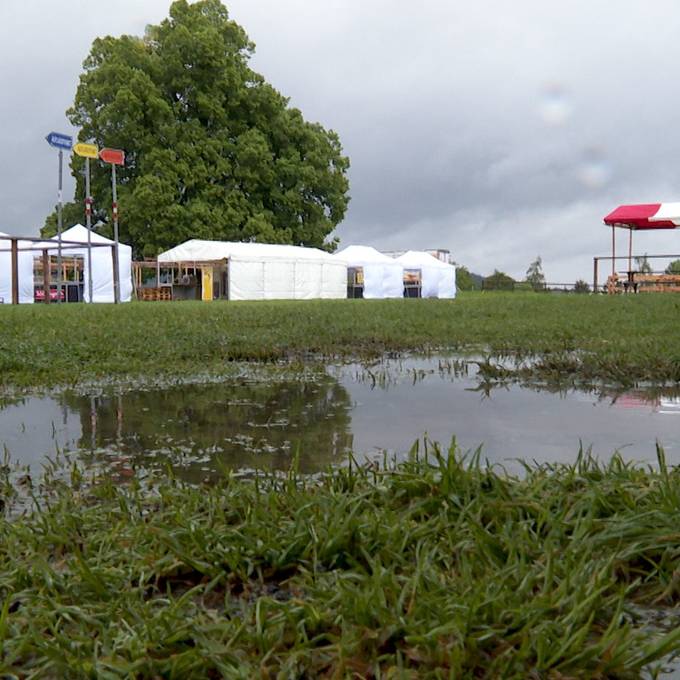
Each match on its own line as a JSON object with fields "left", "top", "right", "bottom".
{"left": 2, "top": 293, "right": 680, "bottom": 389}
{"left": 2, "top": 445, "right": 680, "bottom": 677}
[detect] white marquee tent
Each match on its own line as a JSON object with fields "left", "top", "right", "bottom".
{"left": 395, "top": 251, "right": 456, "bottom": 299}
{"left": 0, "top": 232, "right": 35, "bottom": 304}
{"left": 157, "top": 239, "right": 347, "bottom": 300}
{"left": 334, "top": 245, "right": 404, "bottom": 298}
{"left": 50, "top": 225, "right": 133, "bottom": 303}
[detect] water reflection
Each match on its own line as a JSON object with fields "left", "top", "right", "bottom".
{"left": 4, "top": 378, "right": 353, "bottom": 479}
{"left": 609, "top": 390, "right": 680, "bottom": 415}
{"left": 0, "top": 358, "right": 679, "bottom": 481}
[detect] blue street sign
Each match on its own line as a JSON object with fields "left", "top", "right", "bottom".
{"left": 45, "top": 132, "right": 73, "bottom": 151}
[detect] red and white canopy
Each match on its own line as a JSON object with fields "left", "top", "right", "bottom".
{"left": 603, "top": 203, "right": 680, "bottom": 229}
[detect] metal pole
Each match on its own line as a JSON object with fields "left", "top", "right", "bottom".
{"left": 593, "top": 257, "right": 598, "bottom": 294}
{"left": 628, "top": 228, "right": 632, "bottom": 273}
{"left": 57, "top": 149, "right": 63, "bottom": 304}
{"left": 611, "top": 226, "right": 615, "bottom": 276}
{"left": 112, "top": 163, "right": 120, "bottom": 304}
{"left": 10, "top": 238, "right": 18, "bottom": 305}
{"left": 85, "top": 156, "right": 93, "bottom": 303}
{"left": 42, "top": 249, "right": 51, "bottom": 304}
{"left": 111, "top": 245, "right": 119, "bottom": 304}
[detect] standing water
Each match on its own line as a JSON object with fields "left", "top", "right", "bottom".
{"left": 0, "top": 356, "right": 678, "bottom": 480}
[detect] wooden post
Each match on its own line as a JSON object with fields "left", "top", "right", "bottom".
{"left": 111, "top": 245, "right": 119, "bottom": 304}
{"left": 42, "top": 249, "right": 51, "bottom": 304}
{"left": 10, "top": 238, "right": 18, "bottom": 305}
{"left": 593, "top": 257, "right": 598, "bottom": 294}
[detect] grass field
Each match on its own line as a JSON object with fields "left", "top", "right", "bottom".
{"left": 3, "top": 292, "right": 680, "bottom": 676}
{"left": 1, "top": 292, "right": 680, "bottom": 389}
{"left": 2, "top": 447, "right": 680, "bottom": 677}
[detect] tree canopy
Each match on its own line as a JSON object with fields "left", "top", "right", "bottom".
{"left": 482, "top": 270, "right": 515, "bottom": 291}
{"left": 455, "top": 265, "right": 473, "bottom": 291}
{"left": 43, "top": 0, "right": 350, "bottom": 257}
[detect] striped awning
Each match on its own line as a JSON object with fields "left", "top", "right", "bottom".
{"left": 603, "top": 203, "right": 680, "bottom": 229}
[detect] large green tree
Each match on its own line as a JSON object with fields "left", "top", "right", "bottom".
{"left": 43, "top": 0, "right": 350, "bottom": 257}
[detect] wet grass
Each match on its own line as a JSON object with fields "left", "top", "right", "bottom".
{"left": 1, "top": 293, "right": 680, "bottom": 389}
{"left": 2, "top": 445, "right": 680, "bottom": 677}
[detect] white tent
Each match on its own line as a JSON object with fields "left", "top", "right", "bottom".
{"left": 0, "top": 232, "right": 35, "bottom": 304}
{"left": 49, "top": 225, "right": 133, "bottom": 303}
{"left": 157, "top": 239, "right": 347, "bottom": 301}
{"left": 334, "top": 245, "right": 404, "bottom": 298}
{"left": 395, "top": 250, "right": 456, "bottom": 299}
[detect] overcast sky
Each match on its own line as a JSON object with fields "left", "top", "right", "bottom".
{"left": 2, "top": 0, "right": 680, "bottom": 281}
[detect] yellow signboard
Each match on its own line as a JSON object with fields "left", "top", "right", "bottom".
{"left": 73, "top": 142, "right": 99, "bottom": 159}
{"left": 201, "top": 267, "right": 214, "bottom": 302}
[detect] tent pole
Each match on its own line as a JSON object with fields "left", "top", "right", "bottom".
{"left": 628, "top": 228, "right": 632, "bottom": 273}
{"left": 611, "top": 226, "right": 615, "bottom": 276}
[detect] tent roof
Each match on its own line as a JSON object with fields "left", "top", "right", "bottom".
{"left": 603, "top": 204, "right": 678, "bottom": 230}
{"left": 334, "top": 245, "right": 402, "bottom": 266}
{"left": 395, "top": 250, "right": 452, "bottom": 269}
{"left": 157, "top": 239, "right": 337, "bottom": 263}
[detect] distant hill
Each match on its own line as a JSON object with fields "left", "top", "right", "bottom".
{"left": 469, "top": 272, "right": 483, "bottom": 289}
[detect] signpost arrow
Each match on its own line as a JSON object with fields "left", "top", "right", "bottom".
{"left": 99, "top": 148, "right": 125, "bottom": 165}
{"left": 73, "top": 142, "right": 99, "bottom": 159}
{"left": 45, "top": 132, "right": 73, "bottom": 151}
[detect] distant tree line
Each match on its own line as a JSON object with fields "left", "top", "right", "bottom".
{"left": 452, "top": 256, "right": 592, "bottom": 293}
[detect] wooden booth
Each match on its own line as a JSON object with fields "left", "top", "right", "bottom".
{"left": 597, "top": 203, "right": 680, "bottom": 293}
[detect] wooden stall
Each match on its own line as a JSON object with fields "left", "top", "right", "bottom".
{"left": 598, "top": 204, "right": 680, "bottom": 293}
{"left": 132, "top": 259, "right": 228, "bottom": 301}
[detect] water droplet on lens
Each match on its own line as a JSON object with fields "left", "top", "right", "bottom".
{"left": 577, "top": 146, "right": 611, "bottom": 189}
{"left": 538, "top": 83, "right": 572, "bottom": 126}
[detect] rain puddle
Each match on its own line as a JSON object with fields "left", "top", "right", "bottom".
{"left": 1, "top": 355, "right": 679, "bottom": 479}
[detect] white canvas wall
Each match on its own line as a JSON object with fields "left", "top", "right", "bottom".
{"left": 227, "top": 256, "right": 346, "bottom": 301}
{"left": 0, "top": 233, "right": 35, "bottom": 304}
{"left": 320, "top": 262, "right": 347, "bottom": 299}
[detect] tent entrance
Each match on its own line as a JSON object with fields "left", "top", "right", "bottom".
{"left": 347, "top": 267, "right": 364, "bottom": 298}
{"left": 403, "top": 269, "right": 422, "bottom": 298}
{"left": 33, "top": 254, "right": 83, "bottom": 303}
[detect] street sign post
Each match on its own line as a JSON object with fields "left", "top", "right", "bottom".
{"left": 99, "top": 147, "right": 125, "bottom": 304}
{"left": 45, "top": 132, "right": 73, "bottom": 304}
{"left": 74, "top": 142, "right": 98, "bottom": 303}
